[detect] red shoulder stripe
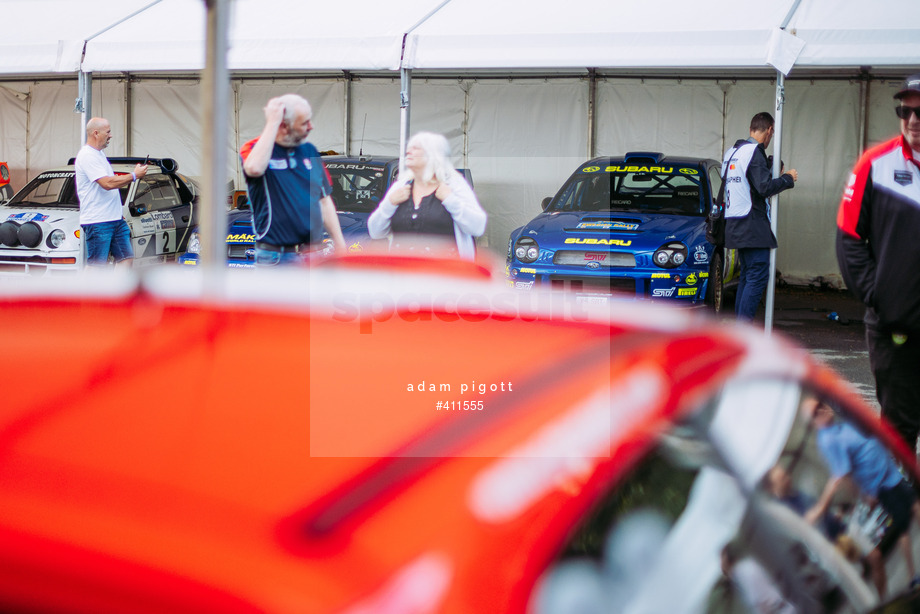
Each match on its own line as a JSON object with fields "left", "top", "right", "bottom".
{"left": 240, "top": 138, "right": 258, "bottom": 163}
{"left": 837, "top": 137, "right": 900, "bottom": 238}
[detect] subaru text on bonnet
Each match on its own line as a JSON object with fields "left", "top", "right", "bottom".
{"left": 0, "top": 157, "right": 198, "bottom": 275}
{"left": 507, "top": 152, "right": 737, "bottom": 311}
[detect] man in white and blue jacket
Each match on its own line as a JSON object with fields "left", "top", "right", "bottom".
{"left": 723, "top": 112, "right": 799, "bottom": 321}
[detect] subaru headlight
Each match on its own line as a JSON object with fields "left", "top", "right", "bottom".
{"left": 186, "top": 230, "right": 200, "bottom": 254}
{"left": 46, "top": 229, "right": 66, "bottom": 249}
{"left": 653, "top": 242, "right": 688, "bottom": 268}
{"left": 514, "top": 236, "right": 540, "bottom": 263}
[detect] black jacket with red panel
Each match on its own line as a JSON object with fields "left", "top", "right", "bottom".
{"left": 837, "top": 135, "right": 920, "bottom": 331}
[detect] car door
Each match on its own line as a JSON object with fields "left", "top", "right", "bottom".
{"left": 125, "top": 172, "right": 192, "bottom": 262}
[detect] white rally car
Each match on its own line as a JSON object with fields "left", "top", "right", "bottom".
{"left": 0, "top": 157, "right": 198, "bottom": 276}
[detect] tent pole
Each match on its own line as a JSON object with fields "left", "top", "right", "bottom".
{"left": 77, "top": 70, "right": 92, "bottom": 144}
{"left": 587, "top": 69, "right": 597, "bottom": 158}
{"left": 343, "top": 71, "right": 352, "bottom": 156}
{"left": 200, "top": 0, "right": 230, "bottom": 278}
{"left": 765, "top": 72, "right": 785, "bottom": 336}
{"left": 399, "top": 67, "right": 411, "bottom": 174}
{"left": 125, "top": 78, "right": 133, "bottom": 155}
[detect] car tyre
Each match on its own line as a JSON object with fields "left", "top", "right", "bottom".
{"left": 706, "top": 249, "right": 725, "bottom": 313}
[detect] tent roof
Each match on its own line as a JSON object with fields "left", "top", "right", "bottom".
{"left": 402, "top": 0, "right": 799, "bottom": 70}
{"left": 787, "top": 0, "right": 920, "bottom": 68}
{"left": 0, "top": 0, "right": 153, "bottom": 74}
{"left": 81, "top": 0, "right": 447, "bottom": 73}
{"left": 1, "top": 0, "right": 919, "bottom": 77}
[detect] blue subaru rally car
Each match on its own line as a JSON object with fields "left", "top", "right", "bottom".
{"left": 506, "top": 152, "right": 737, "bottom": 311}
{"left": 179, "top": 155, "right": 398, "bottom": 267}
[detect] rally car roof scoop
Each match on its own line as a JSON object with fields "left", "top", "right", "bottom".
{"left": 623, "top": 151, "right": 665, "bottom": 164}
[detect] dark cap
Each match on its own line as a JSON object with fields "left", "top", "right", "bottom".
{"left": 894, "top": 73, "right": 920, "bottom": 99}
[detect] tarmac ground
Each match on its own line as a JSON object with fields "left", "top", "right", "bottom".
{"left": 749, "top": 284, "right": 877, "bottom": 409}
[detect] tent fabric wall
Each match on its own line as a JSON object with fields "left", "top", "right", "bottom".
{"left": 767, "top": 81, "right": 861, "bottom": 286}
{"left": 131, "top": 81, "right": 205, "bottom": 175}
{"left": 0, "top": 79, "right": 124, "bottom": 190}
{"left": 466, "top": 79, "right": 588, "bottom": 250}
{"left": 596, "top": 79, "right": 725, "bottom": 158}
{"left": 0, "top": 84, "right": 30, "bottom": 193}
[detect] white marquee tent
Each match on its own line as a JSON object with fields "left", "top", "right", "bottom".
{"left": 0, "top": 0, "right": 918, "bottom": 289}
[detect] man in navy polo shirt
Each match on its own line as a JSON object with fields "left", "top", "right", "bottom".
{"left": 242, "top": 94, "right": 346, "bottom": 266}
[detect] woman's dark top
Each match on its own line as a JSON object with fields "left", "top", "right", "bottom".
{"left": 390, "top": 187, "right": 456, "bottom": 240}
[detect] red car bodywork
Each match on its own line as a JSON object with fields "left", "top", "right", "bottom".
{"left": 0, "top": 255, "right": 911, "bottom": 613}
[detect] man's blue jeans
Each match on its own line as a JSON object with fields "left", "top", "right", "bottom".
{"left": 735, "top": 247, "right": 771, "bottom": 322}
{"left": 82, "top": 219, "right": 133, "bottom": 266}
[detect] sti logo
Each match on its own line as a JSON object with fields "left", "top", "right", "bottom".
{"left": 584, "top": 253, "right": 607, "bottom": 262}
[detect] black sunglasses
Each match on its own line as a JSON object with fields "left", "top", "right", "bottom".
{"left": 895, "top": 105, "right": 920, "bottom": 120}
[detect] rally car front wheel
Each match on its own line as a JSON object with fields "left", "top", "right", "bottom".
{"left": 706, "top": 250, "right": 725, "bottom": 313}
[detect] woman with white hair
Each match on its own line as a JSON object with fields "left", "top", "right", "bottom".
{"left": 368, "top": 132, "right": 486, "bottom": 260}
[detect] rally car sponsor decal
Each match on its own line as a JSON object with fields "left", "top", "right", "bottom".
{"left": 37, "top": 172, "right": 74, "bottom": 180}
{"left": 151, "top": 211, "right": 176, "bottom": 230}
{"left": 575, "top": 220, "right": 639, "bottom": 231}
{"left": 564, "top": 238, "right": 632, "bottom": 247}
{"left": 137, "top": 217, "right": 156, "bottom": 235}
{"left": 5, "top": 212, "right": 49, "bottom": 223}
{"left": 227, "top": 233, "right": 256, "bottom": 243}
{"left": 582, "top": 165, "right": 674, "bottom": 174}
{"left": 651, "top": 273, "right": 671, "bottom": 279}
{"left": 136, "top": 212, "right": 177, "bottom": 234}
{"left": 136, "top": 212, "right": 177, "bottom": 237}
{"left": 325, "top": 163, "right": 386, "bottom": 172}
{"left": 693, "top": 245, "right": 709, "bottom": 264}
{"left": 677, "top": 288, "right": 696, "bottom": 297}
{"left": 686, "top": 273, "right": 697, "bottom": 286}
{"left": 581, "top": 165, "right": 699, "bottom": 176}
{"left": 652, "top": 287, "right": 675, "bottom": 297}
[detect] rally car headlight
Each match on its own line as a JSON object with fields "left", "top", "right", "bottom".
{"left": 186, "top": 231, "right": 200, "bottom": 254}
{"left": 46, "top": 229, "right": 66, "bottom": 249}
{"left": 514, "top": 237, "right": 539, "bottom": 263}
{"left": 653, "top": 242, "right": 688, "bottom": 268}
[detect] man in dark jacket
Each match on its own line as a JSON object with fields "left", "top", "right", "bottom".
{"left": 837, "top": 73, "right": 920, "bottom": 454}
{"left": 723, "top": 112, "right": 799, "bottom": 321}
